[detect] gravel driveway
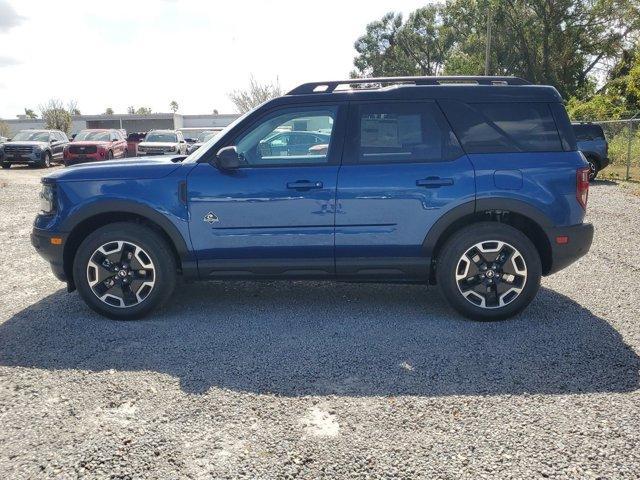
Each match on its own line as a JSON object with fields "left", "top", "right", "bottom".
{"left": 0, "top": 166, "right": 638, "bottom": 479}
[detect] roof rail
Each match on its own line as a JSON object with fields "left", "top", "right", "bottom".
{"left": 287, "top": 76, "right": 531, "bottom": 95}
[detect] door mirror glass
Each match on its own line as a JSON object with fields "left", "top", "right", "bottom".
{"left": 215, "top": 146, "right": 240, "bottom": 170}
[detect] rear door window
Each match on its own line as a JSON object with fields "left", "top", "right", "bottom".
{"left": 348, "top": 101, "right": 464, "bottom": 163}
{"left": 439, "top": 101, "right": 563, "bottom": 153}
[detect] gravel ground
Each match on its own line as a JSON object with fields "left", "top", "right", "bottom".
{"left": 0, "top": 165, "right": 638, "bottom": 479}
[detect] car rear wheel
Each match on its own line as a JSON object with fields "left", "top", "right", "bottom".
{"left": 73, "top": 222, "right": 177, "bottom": 320}
{"left": 1, "top": 162, "right": 10, "bottom": 169}
{"left": 436, "top": 222, "right": 542, "bottom": 321}
{"left": 586, "top": 156, "right": 599, "bottom": 181}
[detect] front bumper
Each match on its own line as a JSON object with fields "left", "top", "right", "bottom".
{"left": 3, "top": 152, "right": 41, "bottom": 164}
{"left": 31, "top": 227, "right": 68, "bottom": 282}
{"left": 546, "top": 222, "right": 594, "bottom": 275}
{"left": 137, "top": 150, "right": 178, "bottom": 156}
{"left": 64, "top": 153, "right": 103, "bottom": 166}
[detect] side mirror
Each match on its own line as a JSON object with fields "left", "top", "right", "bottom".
{"left": 214, "top": 146, "right": 240, "bottom": 170}
{"left": 50, "top": 139, "right": 58, "bottom": 144}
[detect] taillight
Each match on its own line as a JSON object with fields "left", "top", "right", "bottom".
{"left": 577, "top": 167, "right": 589, "bottom": 209}
{"left": 63, "top": 147, "right": 69, "bottom": 160}
{"left": 98, "top": 146, "right": 106, "bottom": 157}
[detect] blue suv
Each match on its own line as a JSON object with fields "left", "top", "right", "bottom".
{"left": 31, "top": 76, "right": 594, "bottom": 321}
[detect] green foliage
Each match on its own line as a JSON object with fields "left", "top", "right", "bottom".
{"left": 23, "top": 108, "right": 37, "bottom": 119}
{"left": 352, "top": 0, "right": 640, "bottom": 98}
{"left": 104, "top": 107, "right": 114, "bottom": 115}
{"left": 169, "top": 100, "right": 179, "bottom": 113}
{"left": 567, "top": 48, "right": 640, "bottom": 120}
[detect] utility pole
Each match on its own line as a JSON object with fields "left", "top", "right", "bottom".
{"left": 484, "top": 4, "right": 493, "bottom": 75}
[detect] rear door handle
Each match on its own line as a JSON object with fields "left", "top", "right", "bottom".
{"left": 286, "top": 180, "right": 323, "bottom": 191}
{"left": 416, "top": 177, "right": 454, "bottom": 188}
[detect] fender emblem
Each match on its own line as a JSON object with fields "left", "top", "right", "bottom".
{"left": 203, "top": 212, "right": 219, "bottom": 224}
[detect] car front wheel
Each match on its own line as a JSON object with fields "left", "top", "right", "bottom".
{"left": 436, "top": 222, "right": 542, "bottom": 321}
{"left": 73, "top": 222, "right": 177, "bottom": 320}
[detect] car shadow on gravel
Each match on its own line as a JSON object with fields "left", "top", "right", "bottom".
{"left": 0, "top": 282, "right": 638, "bottom": 397}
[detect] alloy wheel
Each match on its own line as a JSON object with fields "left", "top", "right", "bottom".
{"left": 455, "top": 240, "right": 527, "bottom": 309}
{"left": 86, "top": 240, "right": 156, "bottom": 308}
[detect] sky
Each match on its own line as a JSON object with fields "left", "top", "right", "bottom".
{"left": 0, "top": 0, "right": 431, "bottom": 118}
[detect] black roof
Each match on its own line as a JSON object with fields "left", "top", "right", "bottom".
{"left": 277, "top": 76, "right": 562, "bottom": 104}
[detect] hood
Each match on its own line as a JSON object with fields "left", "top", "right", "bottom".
{"left": 138, "top": 142, "right": 178, "bottom": 148}
{"left": 5, "top": 141, "right": 49, "bottom": 147}
{"left": 70, "top": 140, "right": 111, "bottom": 147}
{"left": 44, "top": 156, "right": 183, "bottom": 182}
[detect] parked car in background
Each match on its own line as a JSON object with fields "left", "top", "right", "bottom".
{"left": 572, "top": 122, "right": 609, "bottom": 181}
{"left": 126, "top": 132, "right": 147, "bottom": 157}
{"left": 1, "top": 129, "right": 68, "bottom": 169}
{"left": 137, "top": 130, "right": 188, "bottom": 156}
{"left": 31, "top": 76, "right": 593, "bottom": 321}
{"left": 0, "top": 136, "right": 8, "bottom": 144}
{"left": 187, "top": 130, "right": 222, "bottom": 154}
{"left": 258, "top": 130, "right": 330, "bottom": 157}
{"left": 63, "top": 129, "right": 128, "bottom": 166}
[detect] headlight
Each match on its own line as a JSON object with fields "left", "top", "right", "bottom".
{"left": 33, "top": 145, "right": 42, "bottom": 152}
{"left": 138, "top": 146, "right": 146, "bottom": 152}
{"left": 39, "top": 182, "right": 56, "bottom": 214}
{"left": 165, "top": 146, "right": 176, "bottom": 152}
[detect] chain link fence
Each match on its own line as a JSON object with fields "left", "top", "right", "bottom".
{"left": 592, "top": 118, "right": 640, "bottom": 182}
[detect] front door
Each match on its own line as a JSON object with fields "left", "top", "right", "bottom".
{"left": 187, "top": 103, "right": 346, "bottom": 278}
{"left": 335, "top": 100, "right": 476, "bottom": 279}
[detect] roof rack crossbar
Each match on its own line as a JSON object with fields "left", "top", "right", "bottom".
{"left": 287, "top": 76, "right": 530, "bottom": 95}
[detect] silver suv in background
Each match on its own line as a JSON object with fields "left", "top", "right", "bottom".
{"left": 1, "top": 129, "right": 69, "bottom": 169}
{"left": 137, "top": 130, "right": 188, "bottom": 156}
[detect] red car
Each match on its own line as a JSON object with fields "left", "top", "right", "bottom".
{"left": 63, "top": 129, "right": 128, "bottom": 166}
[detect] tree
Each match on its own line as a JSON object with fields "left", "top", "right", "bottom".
{"left": 24, "top": 108, "right": 37, "bottom": 119}
{"left": 169, "top": 100, "right": 179, "bottom": 113}
{"left": 228, "top": 75, "right": 282, "bottom": 113}
{"left": 352, "top": 0, "right": 640, "bottom": 98}
{"left": 568, "top": 46, "right": 640, "bottom": 120}
{"left": 127, "top": 106, "right": 135, "bottom": 114}
{"left": 212, "top": 109, "right": 219, "bottom": 115}
{"left": 0, "top": 121, "right": 10, "bottom": 138}
{"left": 105, "top": 107, "right": 114, "bottom": 115}
{"left": 135, "top": 107, "right": 152, "bottom": 115}
{"left": 39, "top": 99, "right": 73, "bottom": 134}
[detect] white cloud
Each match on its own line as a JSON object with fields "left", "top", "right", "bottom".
{"left": 0, "top": 0, "right": 24, "bottom": 32}
{"left": 0, "top": 0, "right": 432, "bottom": 118}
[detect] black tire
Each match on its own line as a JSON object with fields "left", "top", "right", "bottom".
{"left": 1, "top": 162, "right": 10, "bottom": 169}
{"left": 39, "top": 151, "right": 52, "bottom": 168}
{"left": 436, "top": 222, "right": 542, "bottom": 321}
{"left": 73, "top": 222, "right": 177, "bottom": 320}
{"left": 586, "top": 156, "right": 599, "bottom": 181}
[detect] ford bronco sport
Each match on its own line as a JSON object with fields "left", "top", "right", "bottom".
{"left": 31, "top": 76, "right": 594, "bottom": 321}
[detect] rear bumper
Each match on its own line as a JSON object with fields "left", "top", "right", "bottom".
{"left": 546, "top": 222, "right": 594, "bottom": 275}
{"left": 31, "top": 227, "right": 68, "bottom": 282}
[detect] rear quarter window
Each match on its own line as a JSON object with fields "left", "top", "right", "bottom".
{"left": 439, "top": 100, "right": 564, "bottom": 153}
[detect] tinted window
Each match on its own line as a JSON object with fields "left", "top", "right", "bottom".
{"left": 573, "top": 124, "right": 604, "bottom": 141}
{"left": 439, "top": 101, "right": 563, "bottom": 153}
{"left": 352, "top": 101, "right": 463, "bottom": 163}
{"left": 235, "top": 106, "right": 337, "bottom": 166}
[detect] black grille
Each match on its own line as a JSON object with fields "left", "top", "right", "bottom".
{"left": 5, "top": 145, "right": 33, "bottom": 155}
{"left": 69, "top": 145, "right": 97, "bottom": 154}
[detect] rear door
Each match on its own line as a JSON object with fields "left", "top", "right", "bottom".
{"left": 335, "top": 100, "right": 476, "bottom": 279}
{"left": 187, "top": 103, "right": 346, "bottom": 278}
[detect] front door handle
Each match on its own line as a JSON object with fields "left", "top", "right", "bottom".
{"left": 286, "top": 180, "right": 323, "bottom": 191}
{"left": 416, "top": 177, "right": 454, "bottom": 188}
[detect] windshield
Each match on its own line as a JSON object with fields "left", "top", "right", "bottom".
{"left": 145, "top": 132, "right": 177, "bottom": 143}
{"left": 74, "top": 130, "right": 111, "bottom": 142}
{"left": 196, "top": 131, "right": 219, "bottom": 143}
{"left": 184, "top": 109, "right": 254, "bottom": 163}
{"left": 12, "top": 131, "right": 49, "bottom": 142}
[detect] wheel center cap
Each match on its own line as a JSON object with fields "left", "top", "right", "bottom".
{"left": 486, "top": 270, "right": 495, "bottom": 278}
{"left": 118, "top": 269, "right": 128, "bottom": 278}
